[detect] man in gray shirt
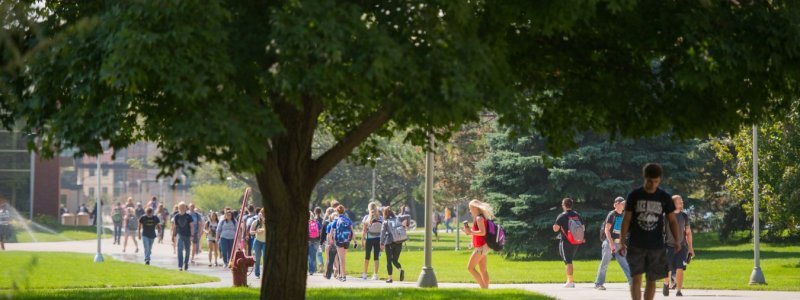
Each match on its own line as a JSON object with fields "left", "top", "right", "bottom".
{"left": 663, "top": 195, "right": 694, "bottom": 297}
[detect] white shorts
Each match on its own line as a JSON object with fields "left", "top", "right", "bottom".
{"left": 473, "top": 244, "right": 491, "bottom": 256}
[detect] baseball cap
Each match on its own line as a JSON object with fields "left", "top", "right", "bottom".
{"left": 614, "top": 197, "right": 625, "bottom": 204}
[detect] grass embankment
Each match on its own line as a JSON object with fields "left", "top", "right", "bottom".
{"left": 4, "top": 288, "right": 552, "bottom": 300}
{"left": 12, "top": 224, "right": 113, "bottom": 243}
{"left": 0, "top": 252, "right": 218, "bottom": 290}
{"left": 335, "top": 230, "right": 800, "bottom": 290}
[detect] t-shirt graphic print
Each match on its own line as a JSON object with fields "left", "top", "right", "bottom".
{"left": 625, "top": 187, "right": 675, "bottom": 249}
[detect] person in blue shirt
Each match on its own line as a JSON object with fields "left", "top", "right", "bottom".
{"left": 594, "top": 197, "right": 632, "bottom": 290}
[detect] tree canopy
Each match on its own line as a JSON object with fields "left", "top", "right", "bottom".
{"left": 3, "top": 1, "right": 800, "bottom": 298}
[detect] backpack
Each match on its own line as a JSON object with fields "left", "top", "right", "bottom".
{"left": 112, "top": 209, "right": 122, "bottom": 223}
{"left": 387, "top": 217, "right": 408, "bottom": 244}
{"left": 367, "top": 216, "right": 383, "bottom": 235}
{"left": 334, "top": 216, "right": 353, "bottom": 243}
{"left": 484, "top": 217, "right": 506, "bottom": 251}
{"left": 564, "top": 214, "right": 585, "bottom": 245}
{"left": 309, "top": 219, "right": 320, "bottom": 239}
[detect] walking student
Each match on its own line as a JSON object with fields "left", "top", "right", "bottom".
{"left": 552, "top": 198, "right": 585, "bottom": 288}
{"left": 463, "top": 199, "right": 493, "bottom": 289}
{"left": 172, "top": 202, "right": 195, "bottom": 271}
{"left": 324, "top": 212, "right": 340, "bottom": 280}
{"left": 663, "top": 195, "right": 694, "bottom": 297}
{"left": 123, "top": 207, "right": 139, "bottom": 253}
{"left": 138, "top": 207, "right": 161, "bottom": 265}
{"left": 308, "top": 211, "right": 321, "bottom": 276}
{"left": 380, "top": 207, "right": 405, "bottom": 283}
{"left": 444, "top": 207, "right": 453, "bottom": 233}
{"left": 332, "top": 205, "right": 354, "bottom": 281}
{"left": 314, "top": 207, "right": 325, "bottom": 273}
{"left": 156, "top": 203, "right": 167, "bottom": 243}
{"left": 205, "top": 211, "right": 220, "bottom": 267}
{"left": 361, "top": 202, "right": 382, "bottom": 280}
{"left": 594, "top": 197, "right": 632, "bottom": 290}
{"left": 189, "top": 203, "right": 203, "bottom": 263}
{"left": 216, "top": 209, "right": 237, "bottom": 268}
{"left": 619, "top": 163, "right": 682, "bottom": 300}
{"left": 250, "top": 208, "right": 267, "bottom": 279}
{"left": 0, "top": 199, "right": 10, "bottom": 250}
{"left": 111, "top": 202, "right": 123, "bottom": 245}
{"left": 170, "top": 204, "right": 179, "bottom": 254}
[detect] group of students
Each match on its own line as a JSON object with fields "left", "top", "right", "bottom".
{"left": 307, "top": 201, "right": 412, "bottom": 283}
{"left": 550, "top": 163, "right": 695, "bottom": 300}
{"left": 108, "top": 197, "right": 268, "bottom": 278}
{"left": 305, "top": 198, "right": 497, "bottom": 288}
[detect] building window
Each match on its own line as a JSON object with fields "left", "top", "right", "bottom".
{"left": 102, "top": 187, "right": 108, "bottom": 195}
{"left": 102, "top": 168, "right": 109, "bottom": 176}
{"left": 89, "top": 169, "right": 95, "bottom": 177}
{"left": 89, "top": 188, "right": 95, "bottom": 197}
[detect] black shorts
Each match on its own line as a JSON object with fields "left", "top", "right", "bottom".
{"left": 336, "top": 241, "right": 350, "bottom": 249}
{"left": 365, "top": 238, "right": 381, "bottom": 260}
{"left": 628, "top": 246, "right": 669, "bottom": 281}
{"left": 666, "top": 245, "right": 689, "bottom": 272}
{"left": 559, "top": 240, "right": 579, "bottom": 265}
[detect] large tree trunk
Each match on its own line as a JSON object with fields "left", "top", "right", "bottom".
{"left": 258, "top": 175, "right": 311, "bottom": 300}
{"left": 254, "top": 97, "right": 392, "bottom": 299}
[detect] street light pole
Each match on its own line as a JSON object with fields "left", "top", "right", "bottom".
{"left": 455, "top": 201, "right": 460, "bottom": 251}
{"left": 371, "top": 157, "right": 380, "bottom": 201}
{"left": 94, "top": 144, "right": 105, "bottom": 263}
{"left": 29, "top": 151, "right": 35, "bottom": 220}
{"left": 417, "top": 133, "right": 438, "bottom": 287}
{"left": 750, "top": 125, "right": 766, "bottom": 284}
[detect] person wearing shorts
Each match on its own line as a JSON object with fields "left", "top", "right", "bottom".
{"left": 361, "top": 202, "right": 382, "bottom": 280}
{"left": 464, "top": 199, "right": 493, "bottom": 289}
{"left": 123, "top": 207, "right": 139, "bottom": 253}
{"left": 619, "top": 163, "right": 682, "bottom": 300}
{"left": 553, "top": 198, "right": 584, "bottom": 288}
{"left": 663, "top": 195, "right": 693, "bottom": 297}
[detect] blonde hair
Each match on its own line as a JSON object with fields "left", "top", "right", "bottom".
{"left": 469, "top": 199, "right": 495, "bottom": 220}
{"left": 367, "top": 202, "right": 380, "bottom": 222}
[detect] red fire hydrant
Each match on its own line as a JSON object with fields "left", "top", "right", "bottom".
{"left": 231, "top": 249, "right": 255, "bottom": 287}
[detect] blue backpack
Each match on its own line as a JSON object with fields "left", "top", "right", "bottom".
{"left": 334, "top": 216, "right": 353, "bottom": 243}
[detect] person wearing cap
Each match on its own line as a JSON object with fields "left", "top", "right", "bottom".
{"left": 594, "top": 196, "right": 632, "bottom": 290}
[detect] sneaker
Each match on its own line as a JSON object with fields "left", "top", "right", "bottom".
{"left": 386, "top": 279, "right": 393, "bottom": 283}
{"left": 563, "top": 282, "right": 575, "bottom": 288}
{"left": 595, "top": 285, "right": 606, "bottom": 290}
{"left": 663, "top": 283, "right": 669, "bottom": 296}
{"left": 372, "top": 274, "right": 378, "bottom": 280}
{"left": 399, "top": 269, "right": 405, "bottom": 281}
{"left": 255, "top": 276, "right": 260, "bottom": 279}
{"left": 178, "top": 268, "right": 183, "bottom": 271}
{"left": 184, "top": 266, "right": 189, "bottom": 271}
{"left": 145, "top": 261, "right": 150, "bottom": 265}
{"left": 362, "top": 273, "right": 368, "bottom": 280}
{"left": 676, "top": 291, "right": 683, "bottom": 297}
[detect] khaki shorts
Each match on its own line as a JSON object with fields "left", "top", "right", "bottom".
{"left": 473, "top": 244, "right": 491, "bottom": 256}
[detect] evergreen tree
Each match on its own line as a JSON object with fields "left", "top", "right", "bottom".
{"left": 475, "top": 131, "right": 705, "bottom": 258}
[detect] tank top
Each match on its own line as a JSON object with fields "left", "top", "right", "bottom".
{"left": 207, "top": 222, "right": 218, "bottom": 240}
{"left": 472, "top": 217, "right": 487, "bottom": 248}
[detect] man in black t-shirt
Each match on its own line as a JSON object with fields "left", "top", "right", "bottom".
{"left": 138, "top": 207, "right": 161, "bottom": 265}
{"left": 619, "top": 163, "right": 681, "bottom": 300}
{"left": 552, "top": 198, "right": 585, "bottom": 288}
{"left": 172, "top": 202, "right": 195, "bottom": 271}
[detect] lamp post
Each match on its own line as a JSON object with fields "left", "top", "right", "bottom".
{"left": 417, "top": 133, "right": 438, "bottom": 287}
{"left": 94, "top": 141, "right": 109, "bottom": 263}
{"left": 749, "top": 125, "right": 766, "bottom": 284}
{"left": 29, "top": 151, "right": 35, "bottom": 220}
{"left": 455, "top": 201, "right": 460, "bottom": 251}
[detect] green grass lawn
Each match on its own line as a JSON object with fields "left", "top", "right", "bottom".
{"left": 11, "top": 224, "right": 113, "bottom": 243}
{"left": 4, "top": 288, "right": 552, "bottom": 300}
{"left": 0, "top": 252, "right": 218, "bottom": 290}
{"left": 336, "top": 231, "right": 800, "bottom": 291}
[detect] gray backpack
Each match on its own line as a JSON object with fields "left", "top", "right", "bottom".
{"left": 387, "top": 218, "right": 408, "bottom": 244}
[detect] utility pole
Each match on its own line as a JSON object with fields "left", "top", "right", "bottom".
{"left": 749, "top": 125, "right": 766, "bottom": 284}
{"left": 94, "top": 143, "right": 107, "bottom": 263}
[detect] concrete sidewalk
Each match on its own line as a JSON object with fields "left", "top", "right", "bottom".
{"left": 7, "top": 236, "right": 799, "bottom": 300}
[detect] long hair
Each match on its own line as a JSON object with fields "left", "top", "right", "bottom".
{"left": 468, "top": 199, "right": 495, "bottom": 220}
{"left": 367, "top": 202, "right": 380, "bottom": 222}
{"left": 383, "top": 207, "right": 395, "bottom": 219}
